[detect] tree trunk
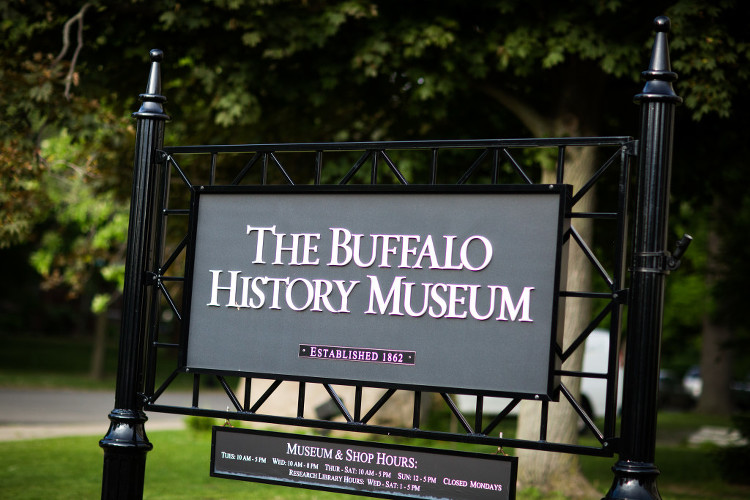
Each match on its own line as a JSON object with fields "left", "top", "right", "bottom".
{"left": 696, "top": 227, "right": 733, "bottom": 414}
{"left": 90, "top": 310, "right": 108, "bottom": 380}
{"left": 481, "top": 61, "right": 605, "bottom": 497}
{"left": 515, "top": 145, "right": 600, "bottom": 499}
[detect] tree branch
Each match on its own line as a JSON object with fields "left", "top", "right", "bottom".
{"left": 474, "top": 82, "right": 552, "bottom": 138}
{"left": 54, "top": 3, "right": 92, "bottom": 100}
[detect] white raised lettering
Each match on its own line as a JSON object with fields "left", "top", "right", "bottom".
{"left": 246, "top": 225, "right": 276, "bottom": 264}
{"left": 496, "top": 286, "right": 534, "bottom": 322}
{"left": 398, "top": 235, "right": 421, "bottom": 268}
{"left": 207, "top": 270, "right": 241, "bottom": 307}
{"left": 414, "top": 235, "right": 439, "bottom": 269}
{"left": 445, "top": 283, "right": 469, "bottom": 318}
{"left": 286, "top": 278, "right": 314, "bottom": 311}
{"left": 365, "top": 275, "right": 404, "bottom": 316}
{"left": 403, "top": 281, "right": 431, "bottom": 317}
{"left": 441, "top": 236, "right": 463, "bottom": 270}
{"left": 460, "top": 235, "right": 493, "bottom": 271}
{"left": 328, "top": 228, "right": 352, "bottom": 266}
{"left": 428, "top": 283, "right": 448, "bottom": 318}
{"left": 334, "top": 280, "right": 359, "bottom": 313}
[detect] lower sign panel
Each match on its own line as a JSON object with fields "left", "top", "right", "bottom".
{"left": 211, "top": 427, "right": 517, "bottom": 499}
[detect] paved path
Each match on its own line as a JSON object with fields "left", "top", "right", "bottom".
{"left": 0, "top": 382, "right": 390, "bottom": 442}
{"left": 0, "top": 388, "right": 230, "bottom": 441}
{"left": 2, "top": 388, "right": 744, "bottom": 448}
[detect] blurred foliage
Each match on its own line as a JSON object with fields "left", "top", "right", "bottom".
{"left": 1, "top": 1, "right": 749, "bottom": 380}
{"left": 29, "top": 126, "right": 131, "bottom": 312}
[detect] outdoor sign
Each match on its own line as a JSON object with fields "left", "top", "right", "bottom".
{"left": 182, "top": 186, "right": 569, "bottom": 398}
{"left": 211, "top": 427, "right": 517, "bottom": 499}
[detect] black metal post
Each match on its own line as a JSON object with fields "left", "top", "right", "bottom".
{"left": 605, "top": 17, "right": 682, "bottom": 500}
{"left": 100, "top": 49, "right": 169, "bottom": 500}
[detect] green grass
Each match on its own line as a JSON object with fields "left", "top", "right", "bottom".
{"left": 577, "top": 412, "right": 750, "bottom": 499}
{"left": 2, "top": 332, "right": 750, "bottom": 499}
{"left": 579, "top": 442, "right": 750, "bottom": 499}
{"left": 0, "top": 430, "right": 354, "bottom": 499}
{"left": 1, "top": 425, "right": 749, "bottom": 500}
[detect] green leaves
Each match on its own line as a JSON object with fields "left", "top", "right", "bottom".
{"left": 401, "top": 20, "right": 458, "bottom": 59}
{"left": 214, "top": 88, "right": 261, "bottom": 127}
{"left": 27, "top": 129, "right": 130, "bottom": 308}
{"left": 667, "top": 0, "right": 750, "bottom": 119}
{"left": 3, "top": 0, "right": 749, "bottom": 330}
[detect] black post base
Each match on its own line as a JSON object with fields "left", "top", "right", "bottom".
{"left": 100, "top": 409, "right": 153, "bottom": 500}
{"left": 603, "top": 460, "right": 661, "bottom": 500}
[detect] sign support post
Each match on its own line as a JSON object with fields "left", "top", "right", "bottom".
{"left": 100, "top": 49, "right": 169, "bottom": 500}
{"left": 604, "top": 17, "right": 682, "bottom": 500}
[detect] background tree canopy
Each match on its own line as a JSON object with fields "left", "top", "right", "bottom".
{"left": 2, "top": 0, "right": 749, "bottom": 495}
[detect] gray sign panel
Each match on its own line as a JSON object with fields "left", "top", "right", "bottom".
{"left": 184, "top": 186, "right": 568, "bottom": 398}
{"left": 211, "top": 427, "right": 517, "bottom": 499}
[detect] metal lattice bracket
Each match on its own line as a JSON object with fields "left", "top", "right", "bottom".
{"left": 139, "top": 137, "right": 633, "bottom": 458}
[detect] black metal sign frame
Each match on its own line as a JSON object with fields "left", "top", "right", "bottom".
{"left": 133, "top": 136, "right": 631, "bottom": 459}
{"left": 101, "top": 17, "right": 682, "bottom": 500}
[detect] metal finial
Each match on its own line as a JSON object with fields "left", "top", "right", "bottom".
{"left": 133, "top": 49, "right": 170, "bottom": 120}
{"left": 146, "top": 49, "right": 164, "bottom": 95}
{"left": 150, "top": 48, "right": 164, "bottom": 61}
{"left": 634, "top": 16, "right": 683, "bottom": 104}
{"left": 653, "top": 15, "right": 670, "bottom": 32}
